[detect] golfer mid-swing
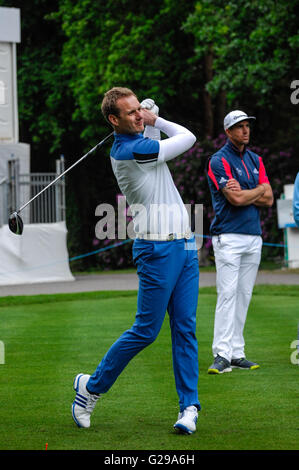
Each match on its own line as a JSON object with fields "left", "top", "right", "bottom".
{"left": 72, "top": 87, "right": 200, "bottom": 434}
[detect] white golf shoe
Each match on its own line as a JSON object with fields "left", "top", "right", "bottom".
{"left": 72, "top": 373, "right": 100, "bottom": 428}
{"left": 173, "top": 405, "right": 198, "bottom": 434}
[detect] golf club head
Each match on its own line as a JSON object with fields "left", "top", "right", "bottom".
{"left": 8, "top": 212, "right": 24, "bottom": 235}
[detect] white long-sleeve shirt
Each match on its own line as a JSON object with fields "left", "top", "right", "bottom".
{"left": 110, "top": 117, "right": 196, "bottom": 237}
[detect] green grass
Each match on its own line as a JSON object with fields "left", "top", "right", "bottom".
{"left": 0, "top": 286, "right": 298, "bottom": 450}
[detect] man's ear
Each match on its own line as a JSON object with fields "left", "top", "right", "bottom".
{"left": 108, "top": 114, "right": 119, "bottom": 127}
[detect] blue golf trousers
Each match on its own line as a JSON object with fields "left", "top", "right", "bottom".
{"left": 87, "top": 237, "right": 200, "bottom": 412}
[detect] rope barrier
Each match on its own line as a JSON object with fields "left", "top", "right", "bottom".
{"left": 0, "top": 235, "right": 287, "bottom": 277}
{"left": 69, "top": 239, "right": 133, "bottom": 262}
{"left": 194, "top": 233, "right": 287, "bottom": 248}
{"left": 68, "top": 235, "right": 286, "bottom": 264}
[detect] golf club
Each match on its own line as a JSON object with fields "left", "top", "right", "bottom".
{"left": 8, "top": 131, "right": 114, "bottom": 235}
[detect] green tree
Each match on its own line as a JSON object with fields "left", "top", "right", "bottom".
{"left": 51, "top": 0, "right": 199, "bottom": 142}
{"left": 0, "top": 0, "right": 78, "bottom": 169}
{"left": 47, "top": 0, "right": 202, "bottom": 267}
{"left": 184, "top": 0, "right": 299, "bottom": 140}
{"left": 1, "top": 0, "right": 297, "bottom": 269}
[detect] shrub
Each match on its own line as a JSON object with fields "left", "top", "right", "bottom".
{"left": 90, "top": 134, "right": 296, "bottom": 270}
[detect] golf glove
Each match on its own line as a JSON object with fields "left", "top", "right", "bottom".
{"left": 141, "top": 98, "right": 160, "bottom": 140}
{"left": 140, "top": 98, "right": 159, "bottom": 116}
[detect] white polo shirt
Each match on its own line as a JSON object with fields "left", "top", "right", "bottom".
{"left": 110, "top": 117, "right": 196, "bottom": 237}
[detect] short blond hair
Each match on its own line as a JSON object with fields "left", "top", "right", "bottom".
{"left": 101, "top": 87, "right": 137, "bottom": 123}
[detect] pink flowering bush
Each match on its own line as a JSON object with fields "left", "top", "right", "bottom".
{"left": 91, "top": 134, "right": 296, "bottom": 269}
{"left": 169, "top": 135, "right": 296, "bottom": 264}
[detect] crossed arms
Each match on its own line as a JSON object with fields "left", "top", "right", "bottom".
{"left": 222, "top": 179, "right": 274, "bottom": 208}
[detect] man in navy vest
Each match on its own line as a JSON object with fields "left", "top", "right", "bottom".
{"left": 207, "top": 110, "right": 273, "bottom": 374}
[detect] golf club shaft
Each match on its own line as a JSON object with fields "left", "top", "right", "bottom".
{"left": 17, "top": 132, "right": 114, "bottom": 214}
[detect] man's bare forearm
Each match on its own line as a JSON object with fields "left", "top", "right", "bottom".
{"left": 253, "top": 183, "right": 274, "bottom": 207}
{"left": 222, "top": 184, "right": 266, "bottom": 206}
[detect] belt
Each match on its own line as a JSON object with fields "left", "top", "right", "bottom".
{"left": 135, "top": 231, "right": 192, "bottom": 241}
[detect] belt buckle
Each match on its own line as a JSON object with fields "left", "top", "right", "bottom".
{"left": 167, "top": 233, "right": 174, "bottom": 241}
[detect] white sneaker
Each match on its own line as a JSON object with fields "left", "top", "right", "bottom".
{"left": 72, "top": 373, "right": 100, "bottom": 428}
{"left": 173, "top": 405, "right": 198, "bottom": 434}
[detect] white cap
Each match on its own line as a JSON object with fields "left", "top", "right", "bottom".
{"left": 224, "top": 110, "right": 256, "bottom": 130}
